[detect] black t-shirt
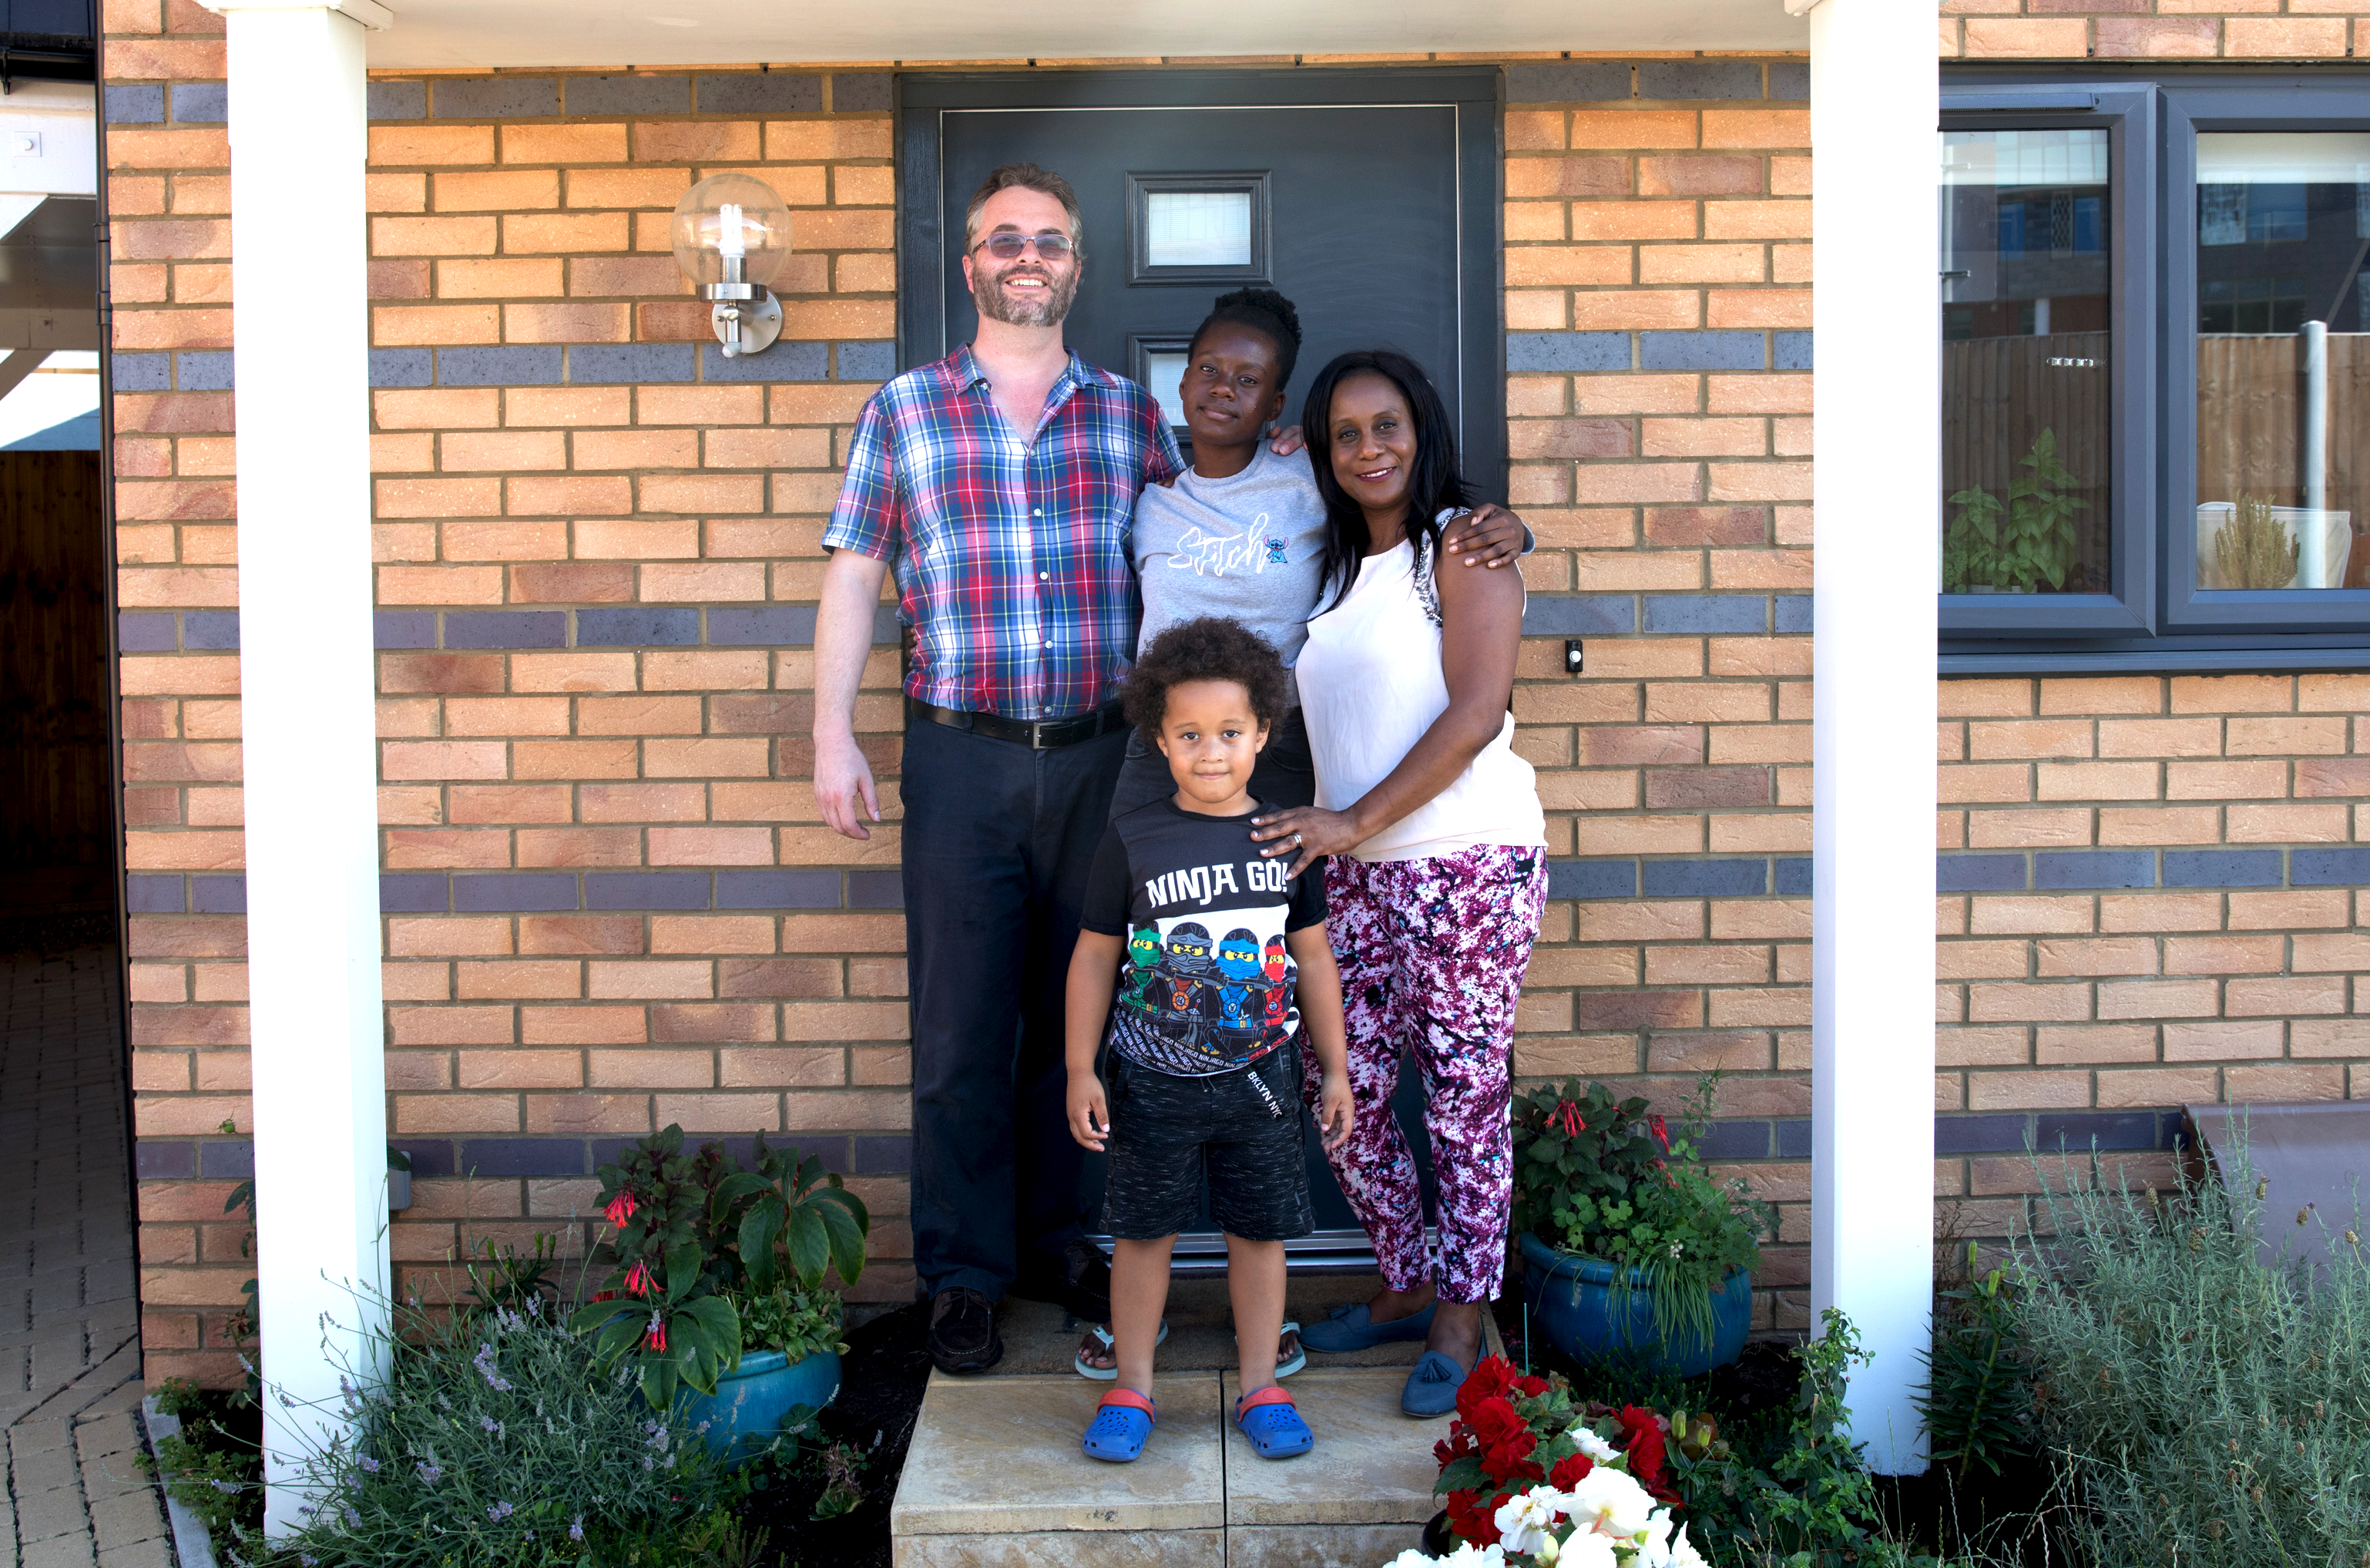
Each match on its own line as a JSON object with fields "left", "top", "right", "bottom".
{"left": 1080, "top": 797, "right": 1327, "bottom": 1077}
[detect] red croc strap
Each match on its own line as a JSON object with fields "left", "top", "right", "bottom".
{"left": 1099, "top": 1388, "right": 1156, "bottom": 1415}
{"left": 1236, "top": 1385, "right": 1294, "bottom": 1416}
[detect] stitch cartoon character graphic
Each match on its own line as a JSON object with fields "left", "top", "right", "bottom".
{"left": 1261, "top": 934, "right": 1291, "bottom": 1030}
{"left": 1214, "top": 928, "right": 1264, "bottom": 1038}
{"left": 1264, "top": 535, "right": 1289, "bottom": 566}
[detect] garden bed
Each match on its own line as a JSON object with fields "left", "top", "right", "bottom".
{"left": 740, "top": 1299, "right": 931, "bottom": 1567}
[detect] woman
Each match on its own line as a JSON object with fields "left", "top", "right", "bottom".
{"left": 1249, "top": 348, "right": 1548, "bottom": 1418}
{"left": 1074, "top": 293, "right": 1530, "bottom": 1379}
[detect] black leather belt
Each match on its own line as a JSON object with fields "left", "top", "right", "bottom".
{"left": 911, "top": 699, "right": 1127, "bottom": 750}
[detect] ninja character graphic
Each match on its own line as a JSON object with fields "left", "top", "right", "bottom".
{"left": 1214, "top": 928, "right": 1263, "bottom": 1034}
{"left": 1261, "top": 934, "right": 1291, "bottom": 1029}
{"left": 1160, "top": 922, "right": 1214, "bottom": 1037}
{"left": 1124, "top": 926, "right": 1165, "bottom": 1012}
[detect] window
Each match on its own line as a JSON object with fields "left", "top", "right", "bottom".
{"left": 1939, "top": 75, "right": 2370, "bottom": 672}
{"left": 1125, "top": 173, "right": 1271, "bottom": 284}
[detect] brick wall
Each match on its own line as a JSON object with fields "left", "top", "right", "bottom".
{"left": 1942, "top": 2, "right": 2370, "bottom": 59}
{"left": 101, "top": 16, "right": 2370, "bottom": 1382}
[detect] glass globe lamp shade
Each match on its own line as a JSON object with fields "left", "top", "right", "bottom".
{"left": 670, "top": 172, "right": 793, "bottom": 289}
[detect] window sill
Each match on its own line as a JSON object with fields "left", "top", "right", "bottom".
{"left": 1940, "top": 636, "right": 2370, "bottom": 677}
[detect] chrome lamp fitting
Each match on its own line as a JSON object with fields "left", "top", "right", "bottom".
{"left": 670, "top": 172, "right": 793, "bottom": 358}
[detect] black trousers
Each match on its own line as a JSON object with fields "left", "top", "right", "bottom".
{"left": 901, "top": 717, "right": 1130, "bottom": 1301}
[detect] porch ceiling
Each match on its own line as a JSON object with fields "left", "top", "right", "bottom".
{"left": 362, "top": 0, "right": 1804, "bottom": 72}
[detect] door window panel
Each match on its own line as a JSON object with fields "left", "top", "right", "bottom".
{"left": 2194, "top": 133, "right": 2370, "bottom": 590}
{"left": 1145, "top": 190, "right": 1252, "bottom": 268}
{"left": 1940, "top": 128, "right": 2113, "bottom": 595}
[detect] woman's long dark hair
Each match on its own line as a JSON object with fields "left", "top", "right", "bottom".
{"left": 1299, "top": 349, "right": 1475, "bottom": 613}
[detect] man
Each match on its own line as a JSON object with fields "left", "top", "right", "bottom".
{"left": 812, "top": 163, "right": 1167, "bottom": 1373}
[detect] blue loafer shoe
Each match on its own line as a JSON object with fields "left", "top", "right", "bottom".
{"left": 1401, "top": 1350, "right": 1470, "bottom": 1419}
{"left": 1298, "top": 1301, "right": 1435, "bottom": 1354}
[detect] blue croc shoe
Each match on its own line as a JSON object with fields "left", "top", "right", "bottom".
{"left": 1235, "top": 1385, "right": 1314, "bottom": 1459}
{"left": 1401, "top": 1350, "right": 1471, "bottom": 1419}
{"left": 1082, "top": 1388, "right": 1156, "bottom": 1462}
{"left": 1299, "top": 1301, "right": 1435, "bottom": 1354}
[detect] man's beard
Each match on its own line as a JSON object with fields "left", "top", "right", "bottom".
{"left": 972, "top": 259, "right": 1078, "bottom": 327}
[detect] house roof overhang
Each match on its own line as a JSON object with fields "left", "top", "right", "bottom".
{"left": 361, "top": 0, "right": 1804, "bottom": 72}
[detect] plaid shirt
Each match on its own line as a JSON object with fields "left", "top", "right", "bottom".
{"left": 823, "top": 344, "right": 1183, "bottom": 720}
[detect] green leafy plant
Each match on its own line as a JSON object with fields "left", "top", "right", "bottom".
{"left": 1944, "top": 428, "right": 2088, "bottom": 593}
{"left": 2009, "top": 1151, "right": 2370, "bottom": 1567}
{"left": 141, "top": 1378, "right": 262, "bottom": 1541}
{"left": 569, "top": 1126, "right": 870, "bottom": 1409}
{"left": 1512, "top": 1076, "right": 1770, "bottom": 1354}
{"left": 466, "top": 1232, "right": 560, "bottom": 1320}
{"left": 1667, "top": 1311, "right": 1908, "bottom": 1568}
{"left": 809, "top": 1440, "right": 867, "bottom": 1521}
{"left": 1914, "top": 1243, "right": 2033, "bottom": 1479}
{"left": 733, "top": 1280, "right": 846, "bottom": 1364}
{"left": 2212, "top": 493, "right": 2300, "bottom": 589}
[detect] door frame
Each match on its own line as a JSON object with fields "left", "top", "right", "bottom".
{"left": 895, "top": 66, "right": 1509, "bottom": 495}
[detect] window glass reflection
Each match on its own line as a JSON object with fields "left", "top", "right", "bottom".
{"left": 1941, "top": 129, "right": 2113, "bottom": 595}
{"left": 2194, "top": 133, "right": 2370, "bottom": 589}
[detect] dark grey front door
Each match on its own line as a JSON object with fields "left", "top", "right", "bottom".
{"left": 898, "top": 69, "right": 1502, "bottom": 1264}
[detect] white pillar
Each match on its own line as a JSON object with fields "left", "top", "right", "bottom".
{"left": 1795, "top": 0, "right": 1938, "bottom": 1476}
{"left": 200, "top": 0, "right": 392, "bottom": 1536}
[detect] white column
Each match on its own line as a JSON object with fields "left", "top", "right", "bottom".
{"left": 200, "top": 0, "right": 391, "bottom": 1536}
{"left": 1794, "top": 0, "right": 1939, "bottom": 1476}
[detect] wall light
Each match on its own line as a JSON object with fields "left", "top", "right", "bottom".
{"left": 671, "top": 171, "right": 792, "bottom": 358}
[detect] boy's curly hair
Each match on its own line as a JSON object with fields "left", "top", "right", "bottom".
{"left": 1123, "top": 617, "right": 1289, "bottom": 743}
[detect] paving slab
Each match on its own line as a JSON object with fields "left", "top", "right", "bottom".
{"left": 1220, "top": 1368, "right": 1452, "bottom": 1527}
{"left": 895, "top": 1372, "right": 1227, "bottom": 1537}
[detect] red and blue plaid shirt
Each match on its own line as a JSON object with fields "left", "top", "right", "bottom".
{"left": 823, "top": 344, "right": 1183, "bottom": 720}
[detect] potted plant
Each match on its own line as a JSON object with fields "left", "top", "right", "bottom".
{"left": 572, "top": 1126, "right": 869, "bottom": 1464}
{"left": 1510, "top": 1077, "right": 1770, "bottom": 1378}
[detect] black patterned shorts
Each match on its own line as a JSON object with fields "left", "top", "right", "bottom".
{"left": 1101, "top": 1044, "right": 1315, "bottom": 1243}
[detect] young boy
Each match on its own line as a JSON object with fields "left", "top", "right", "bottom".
{"left": 1065, "top": 616, "right": 1355, "bottom": 1464}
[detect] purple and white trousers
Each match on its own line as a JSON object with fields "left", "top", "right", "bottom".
{"left": 1300, "top": 844, "right": 1547, "bottom": 1304}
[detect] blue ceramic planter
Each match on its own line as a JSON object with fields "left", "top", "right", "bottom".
{"left": 677, "top": 1348, "right": 840, "bottom": 1466}
{"left": 1519, "top": 1231, "right": 1751, "bottom": 1379}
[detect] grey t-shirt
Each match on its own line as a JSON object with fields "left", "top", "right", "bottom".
{"left": 1132, "top": 445, "right": 1328, "bottom": 704}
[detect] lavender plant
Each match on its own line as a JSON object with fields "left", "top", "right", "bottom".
{"left": 244, "top": 1291, "right": 733, "bottom": 1568}
{"left": 2011, "top": 1150, "right": 2370, "bottom": 1567}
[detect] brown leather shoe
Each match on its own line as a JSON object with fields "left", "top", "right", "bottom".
{"left": 928, "top": 1287, "right": 1003, "bottom": 1375}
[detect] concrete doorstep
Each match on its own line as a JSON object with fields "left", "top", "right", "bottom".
{"left": 889, "top": 1283, "right": 1506, "bottom": 1567}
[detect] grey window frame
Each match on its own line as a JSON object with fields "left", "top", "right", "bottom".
{"left": 1939, "top": 82, "right": 2160, "bottom": 646}
{"left": 1941, "top": 67, "right": 2370, "bottom": 676}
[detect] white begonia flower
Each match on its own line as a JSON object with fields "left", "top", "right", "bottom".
{"left": 1573, "top": 1426, "right": 1623, "bottom": 1465}
{"left": 1387, "top": 1554, "right": 1438, "bottom": 1568}
{"left": 1494, "top": 1487, "right": 1569, "bottom": 1556}
{"left": 1445, "top": 1544, "right": 1509, "bottom": 1568}
{"left": 1637, "top": 1507, "right": 1676, "bottom": 1564}
{"left": 1566, "top": 1463, "right": 1658, "bottom": 1539}
{"left": 1555, "top": 1529, "right": 1621, "bottom": 1568}
{"left": 1665, "top": 1523, "right": 1710, "bottom": 1568}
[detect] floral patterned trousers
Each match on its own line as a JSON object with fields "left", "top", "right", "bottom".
{"left": 1301, "top": 844, "right": 1547, "bottom": 1304}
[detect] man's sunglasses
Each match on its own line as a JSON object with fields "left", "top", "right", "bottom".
{"left": 975, "top": 232, "right": 1074, "bottom": 261}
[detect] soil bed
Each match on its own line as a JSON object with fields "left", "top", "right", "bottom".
{"left": 740, "top": 1300, "right": 931, "bottom": 1567}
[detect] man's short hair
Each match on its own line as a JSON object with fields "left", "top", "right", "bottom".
{"left": 965, "top": 163, "right": 1085, "bottom": 257}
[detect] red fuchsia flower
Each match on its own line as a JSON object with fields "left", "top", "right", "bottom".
{"left": 643, "top": 1315, "right": 666, "bottom": 1353}
{"left": 1553, "top": 1101, "right": 1586, "bottom": 1137}
{"left": 623, "top": 1261, "right": 653, "bottom": 1298}
{"left": 603, "top": 1190, "right": 638, "bottom": 1227}
{"left": 1648, "top": 1113, "right": 1672, "bottom": 1152}
{"left": 1548, "top": 1451, "right": 1596, "bottom": 1490}
{"left": 589, "top": 1290, "right": 616, "bottom": 1304}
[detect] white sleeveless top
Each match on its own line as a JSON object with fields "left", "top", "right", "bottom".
{"left": 1296, "top": 534, "right": 1546, "bottom": 864}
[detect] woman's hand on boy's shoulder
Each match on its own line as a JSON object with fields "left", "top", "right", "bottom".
{"left": 1266, "top": 424, "right": 1306, "bottom": 456}
{"left": 1442, "top": 504, "right": 1529, "bottom": 569}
